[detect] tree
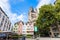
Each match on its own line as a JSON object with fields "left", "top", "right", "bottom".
{"left": 36, "top": 0, "right": 60, "bottom": 37}
{"left": 36, "top": 5, "right": 55, "bottom": 37}
{"left": 54, "top": 0, "right": 60, "bottom": 22}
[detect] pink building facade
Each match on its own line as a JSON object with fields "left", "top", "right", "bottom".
{"left": 17, "top": 21, "right": 24, "bottom": 35}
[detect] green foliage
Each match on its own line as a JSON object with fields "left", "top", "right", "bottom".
{"left": 36, "top": 0, "right": 60, "bottom": 37}
{"left": 36, "top": 5, "right": 55, "bottom": 28}
{"left": 54, "top": 0, "right": 60, "bottom": 21}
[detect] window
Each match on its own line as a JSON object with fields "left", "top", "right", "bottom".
{"left": 5, "top": 18, "right": 7, "bottom": 24}
{"left": 8, "top": 23, "right": 11, "bottom": 30}
{"left": 0, "top": 21, "right": 1, "bottom": 27}
{"left": 0, "top": 12, "right": 1, "bottom": 18}
{"left": 2, "top": 16, "right": 5, "bottom": 20}
{"left": 8, "top": 26, "right": 10, "bottom": 30}
{"left": 9, "top": 23, "right": 11, "bottom": 27}
{"left": 4, "top": 23, "right": 6, "bottom": 27}
{"left": 2, "top": 15, "right": 5, "bottom": 22}
{"left": 8, "top": 21, "right": 9, "bottom": 25}
{"left": 54, "top": 33, "right": 59, "bottom": 37}
{"left": 27, "top": 31, "right": 30, "bottom": 33}
{"left": 0, "top": 21, "right": 3, "bottom": 27}
{"left": 31, "top": 14, "right": 36, "bottom": 18}
{"left": 0, "top": 16, "right": 5, "bottom": 27}
{"left": 6, "top": 25, "right": 8, "bottom": 29}
{"left": 3, "top": 24, "right": 6, "bottom": 31}
{"left": 22, "top": 31, "right": 26, "bottom": 33}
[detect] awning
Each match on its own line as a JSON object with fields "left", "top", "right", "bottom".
{"left": 0, "top": 33, "right": 7, "bottom": 38}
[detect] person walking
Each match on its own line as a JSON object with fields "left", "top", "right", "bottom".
{"left": 22, "top": 36, "right": 26, "bottom": 40}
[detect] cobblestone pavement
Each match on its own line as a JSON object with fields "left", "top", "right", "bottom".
{"left": 26, "top": 37, "right": 60, "bottom": 40}
{"left": 19, "top": 37, "right": 60, "bottom": 40}
{"left": 26, "top": 38, "right": 35, "bottom": 40}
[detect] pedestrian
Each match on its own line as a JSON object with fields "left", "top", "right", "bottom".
{"left": 22, "top": 36, "right": 26, "bottom": 40}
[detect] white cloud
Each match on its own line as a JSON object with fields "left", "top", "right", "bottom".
{"left": 36, "top": 0, "right": 56, "bottom": 9}
{"left": 0, "top": 0, "right": 25, "bottom": 24}
{"left": 9, "top": 13, "right": 24, "bottom": 24}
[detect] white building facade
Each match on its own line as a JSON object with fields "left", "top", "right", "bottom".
{"left": 0, "top": 7, "right": 12, "bottom": 32}
{"left": 26, "top": 22, "right": 34, "bottom": 35}
{"left": 13, "top": 24, "right": 18, "bottom": 33}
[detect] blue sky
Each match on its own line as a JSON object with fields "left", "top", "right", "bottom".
{"left": 9, "top": 0, "right": 38, "bottom": 14}
{"left": 9, "top": 0, "right": 39, "bottom": 23}
{"left": 0, "top": 0, "right": 56, "bottom": 24}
